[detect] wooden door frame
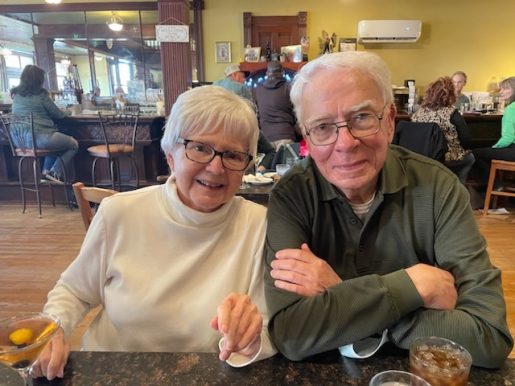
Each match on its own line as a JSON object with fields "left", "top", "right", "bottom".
{"left": 243, "top": 11, "right": 307, "bottom": 50}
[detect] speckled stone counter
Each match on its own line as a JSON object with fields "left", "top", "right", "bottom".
{"left": 1, "top": 346, "right": 514, "bottom": 385}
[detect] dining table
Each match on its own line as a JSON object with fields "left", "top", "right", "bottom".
{"left": 1, "top": 344, "right": 513, "bottom": 385}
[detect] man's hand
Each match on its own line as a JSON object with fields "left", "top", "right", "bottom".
{"left": 271, "top": 243, "right": 342, "bottom": 296}
{"left": 31, "top": 327, "right": 70, "bottom": 380}
{"left": 405, "top": 263, "right": 457, "bottom": 310}
{"left": 210, "top": 293, "right": 262, "bottom": 362}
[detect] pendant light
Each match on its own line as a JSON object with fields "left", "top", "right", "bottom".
{"left": 0, "top": 44, "right": 12, "bottom": 56}
{"left": 107, "top": 13, "right": 124, "bottom": 32}
{"left": 45, "top": 0, "right": 63, "bottom": 4}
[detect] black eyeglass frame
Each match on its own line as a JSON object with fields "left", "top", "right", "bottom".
{"left": 305, "top": 105, "right": 388, "bottom": 146}
{"left": 177, "top": 138, "right": 253, "bottom": 171}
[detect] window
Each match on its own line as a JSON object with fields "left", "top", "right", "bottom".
{"left": 3, "top": 52, "right": 34, "bottom": 90}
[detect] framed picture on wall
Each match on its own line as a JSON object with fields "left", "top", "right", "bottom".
{"left": 339, "top": 38, "right": 357, "bottom": 52}
{"left": 215, "top": 42, "right": 231, "bottom": 63}
{"left": 244, "top": 47, "right": 261, "bottom": 62}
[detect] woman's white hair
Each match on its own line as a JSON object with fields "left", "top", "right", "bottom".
{"left": 290, "top": 51, "right": 393, "bottom": 130}
{"left": 161, "top": 85, "right": 259, "bottom": 158}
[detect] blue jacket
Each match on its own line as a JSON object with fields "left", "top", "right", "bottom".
{"left": 12, "top": 92, "right": 69, "bottom": 134}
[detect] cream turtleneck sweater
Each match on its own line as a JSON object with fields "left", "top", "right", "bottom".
{"left": 44, "top": 179, "right": 276, "bottom": 366}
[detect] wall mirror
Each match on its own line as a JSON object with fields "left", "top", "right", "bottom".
{"left": 0, "top": 3, "right": 175, "bottom": 108}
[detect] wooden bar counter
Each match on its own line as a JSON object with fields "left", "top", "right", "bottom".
{"left": 0, "top": 114, "right": 168, "bottom": 202}
{"left": 0, "top": 112, "right": 502, "bottom": 202}
{"left": 396, "top": 112, "right": 502, "bottom": 148}
{"left": 1, "top": 346, "right": 513, "bottom": 385}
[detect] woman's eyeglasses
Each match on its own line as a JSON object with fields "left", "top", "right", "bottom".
{"left": 177, "top": 138, "right": 253, "bottom": 171}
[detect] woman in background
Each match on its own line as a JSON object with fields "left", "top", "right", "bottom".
{"left": 11, "top": 65, "right": 78, "bottom": 184}
{"left": 411, "top": 76, "right": 475, "bottom": 183}
{"left": 473, "top": 77, "right": 515, "bottom": 187}
{"left": 33, "top": 86, "right": 276, "bottom": 381}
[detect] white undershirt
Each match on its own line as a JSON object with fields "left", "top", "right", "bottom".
{"left": 348, "top": 193, "right": 376, "bottom": 220}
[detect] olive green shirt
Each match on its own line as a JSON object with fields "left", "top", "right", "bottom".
{"left": 264, "top": 145, "right": 513, "bottom": 368}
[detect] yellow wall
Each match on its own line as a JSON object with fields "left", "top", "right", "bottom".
{"left": 5, "top": 0, "right": 514, "bottom": 92}
{"left": 203, "top": 0, "right": 515, "bottom": 92}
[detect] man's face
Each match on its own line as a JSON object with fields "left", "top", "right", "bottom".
{"left": 232, "top": 71, "right": 246, "bottom": 84}
{"left": 300, "top": 68, "right": 395, "bottom": 203}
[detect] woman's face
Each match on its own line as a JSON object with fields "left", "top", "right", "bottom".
{"left": 499, "top": 85, "right": 513, "bottom": 102}
{"left": 166, "top": 129, "right": 249, "bottom": 213}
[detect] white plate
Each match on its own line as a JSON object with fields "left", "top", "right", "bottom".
{"left": 243, "top": 175, "right": 274, "bottom": 185}
{"left": 263, "top": 172, "right": 277, "bottom": 179}
{"left": 247, "top": 179, "right": 273, "bottom": 186}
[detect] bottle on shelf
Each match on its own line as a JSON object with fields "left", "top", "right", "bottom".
{"left": 265, "top": 42, "right": 271, "bottom": 61}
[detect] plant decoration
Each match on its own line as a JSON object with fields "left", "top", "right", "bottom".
{"left": 319, "top": 30, "right": 337, "bottom": 55}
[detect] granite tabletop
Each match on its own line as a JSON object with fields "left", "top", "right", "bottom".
{"left": 0, "top": 345, "right": 513, "bottom": 386}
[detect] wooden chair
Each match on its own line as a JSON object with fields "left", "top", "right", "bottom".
{"left": 483, "top": 160, "right": 515, "bottom": 215}
{"left": 0, "top": 113, "right": 71, "bottom": 217}
{"left": 72, "top": 182, "right": 117, "bottom": 230}
{"left": 88, "top": 112, "right": 139, "bottom": 191}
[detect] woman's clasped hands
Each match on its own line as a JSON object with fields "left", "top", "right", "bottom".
{"left": 210, "top": 292, "right": 262, "bottom": 361}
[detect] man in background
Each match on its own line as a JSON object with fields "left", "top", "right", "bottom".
{"left": 253, "top": 61, "right": 297, "bottom": 150}
{"left": 452, "top": 71, "right": 470, "bottom": 110}
{"left": 214, "top": 64, "right": 252, "bottom": 101}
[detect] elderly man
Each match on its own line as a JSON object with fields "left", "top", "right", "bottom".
{"left": 214, "top": 64, "right": 252, "bottom": 101}
{"left": 264, "top": 52, "right": 513, "bottom": 368}
{"left": 452, "top": 71, "right": 470, "bottom": 110}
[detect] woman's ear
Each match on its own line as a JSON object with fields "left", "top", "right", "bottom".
{"left": 166, "top": 153, "right": 175, "bottom": 172}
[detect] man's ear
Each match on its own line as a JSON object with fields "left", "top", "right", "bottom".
{"left": 385, "top": 103, "right": 397, "bottom": 144}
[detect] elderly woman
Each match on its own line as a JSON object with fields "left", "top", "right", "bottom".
{"left": 34, "top": 86, "right": 276, "bottom": 380}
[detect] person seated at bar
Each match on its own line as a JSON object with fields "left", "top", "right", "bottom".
{"left": 11, "top": 64, "right": 78, "bottom": 184}
{"left": 34, "top": 86, "right": 276, "bottom": 380}
{"left": 411, "top": 76, "right": 475, "bottom": 183}
{"left": 90, "top": 86, "right": 102, "bottom": 106}
{"left": 253, "top": 61, "right": 298, "bottom": 151}
{"left": 213, "top": 64, "right": 252, "bottom": 102}
{"left": 472, "top": 76, "right": 515, "bottom": 188}
{"left": 452, "top": 71, "right": 470, "bottom": 111}
{"left": 264, "top": 51, "right": 513, "bottom": 368}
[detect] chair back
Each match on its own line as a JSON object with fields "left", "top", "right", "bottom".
{"left": 0, "top": 113, "right": 39, "bottom": 158}
{"left": 97, "top": 111, "right": 139, "bottom": 157}
{"left": 72, "top": 181, "right": 117, "bottom": 230}
{"left": 392, "top": 121, "right": 447, "bottom": 162}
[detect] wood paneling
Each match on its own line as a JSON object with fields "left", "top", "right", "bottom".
{"left": 0, "top": 203, "right": 513, "bottom": 357}
{"left": 243, "top": 12, "right": 307, "bottom": 55}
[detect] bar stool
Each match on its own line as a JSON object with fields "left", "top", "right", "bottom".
{"left": 0, "top": 113, "right": 71, "bottom": 217}
{"left": 88, "top": 112, "right": 139, "bottom": 191}
{"left": 483, "top": 160, "right": 515, "bottom": 215}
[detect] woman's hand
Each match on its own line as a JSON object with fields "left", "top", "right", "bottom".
{"left": 210, "top": 293, "right": 262, "bottom": 361}
{"left": 31, "top": 327, "right": 70, "bottom": 380}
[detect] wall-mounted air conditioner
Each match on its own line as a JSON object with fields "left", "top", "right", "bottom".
{"left": 357, "top": 20, "right": 422, "bottom": 43}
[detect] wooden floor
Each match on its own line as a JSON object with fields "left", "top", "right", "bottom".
{"left": 0, "top": 202, "right": 514, "bottom": 358}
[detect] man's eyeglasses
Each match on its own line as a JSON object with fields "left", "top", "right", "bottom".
{"left": 177, "top": 138, "right": 253, "bottom": 171}
{"left": 305, "top": 106, "right": 387, "bottom": 146}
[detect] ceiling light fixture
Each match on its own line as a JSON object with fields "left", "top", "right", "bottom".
{"left": 0, "top": 44, "right": 12, "bottom": 56}
{"left": 45, "top": 0, "right": 63, "bottom": 4}
{"left": 107, "top": 13, "right": 123, "bottom": 32}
